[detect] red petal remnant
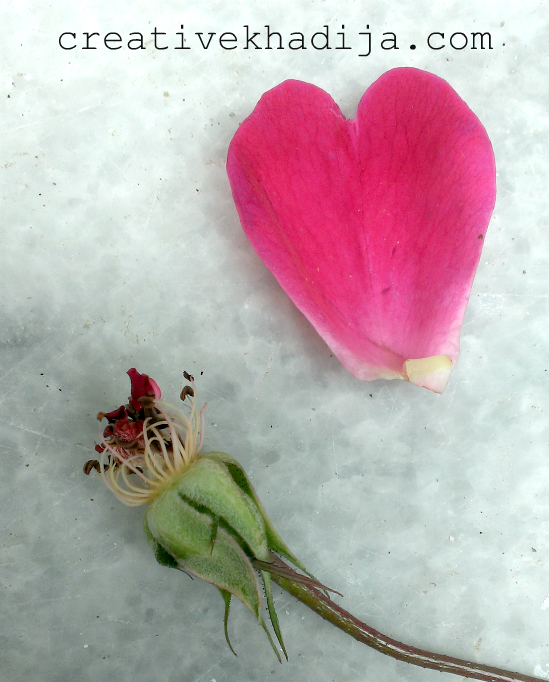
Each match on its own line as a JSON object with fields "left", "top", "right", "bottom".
{"left": 227, "top": 68, "right": 496, "bottom": 393}
{"left": 93, "top": 370, "right": 162, "bottom": 462}
{"left": 127, "top": 368, "right": 161, "bottom": 410}
{"left": 111, "top": 415, "right": 145, "bottom": 446}
{"left": 103, "top": 405, "right": 128, "bottom": 423}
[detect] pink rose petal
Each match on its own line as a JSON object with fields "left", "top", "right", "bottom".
{"left": 227, "top": 68, "right": 496, "bottom": 393}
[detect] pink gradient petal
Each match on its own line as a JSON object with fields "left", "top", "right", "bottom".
{"left": 227, "top": 68, "right": 496, "bottom": 393}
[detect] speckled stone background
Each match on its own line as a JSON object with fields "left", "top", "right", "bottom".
{"left": 1, "top": 2, "right": 548, "bottom": 681}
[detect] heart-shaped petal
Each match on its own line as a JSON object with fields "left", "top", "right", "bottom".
{"left": 227, "top": 68, "right": 496, "bottom": 393}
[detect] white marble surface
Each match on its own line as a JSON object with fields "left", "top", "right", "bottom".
{"left": 1, "top": 1, "right": 548, "bottom": 681}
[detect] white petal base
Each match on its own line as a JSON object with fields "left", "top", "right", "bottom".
{"left": 403, "top": 355, "right": 453, "bottom": 394}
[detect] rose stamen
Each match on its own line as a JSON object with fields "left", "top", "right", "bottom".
{"left": 85, "top": 369, "right": 204, "bottom": 506}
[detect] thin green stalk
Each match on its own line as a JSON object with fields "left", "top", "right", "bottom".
{"left": 270, "top": 557, "right": 540, "bottom": 682}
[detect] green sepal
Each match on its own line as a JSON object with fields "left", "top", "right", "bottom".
{"left": 203, "top": 452, "right": 313, "bottom": 577}
{"left": 146, "top": 483, "right": 264, "bottom": 619}
{"left": 174, "top": 456, "right": 270, "bottom": 562}
{"left": 218, "top": 589, "right": 237, "bottom": 656}
{"left": 143, "top": 515, "right": 178, "bottom": 569}
{"left": 259, "top": 614, "right": 282, "bottom": 664}
{"left": 261, "top": 569, "right": 288, "bottom": 660}
{"left": 144, "top": 451, "right": 317, "bottom": 660}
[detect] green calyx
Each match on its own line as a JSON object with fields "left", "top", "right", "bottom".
{"left": 144, "top": 451, "right": 314, "bottom": 660}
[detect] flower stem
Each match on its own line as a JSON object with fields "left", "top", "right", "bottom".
{"left": 270, "top": 559, "right": 540, "bottom": 682}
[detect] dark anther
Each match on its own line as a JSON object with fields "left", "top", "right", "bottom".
{"left": 138, "top": 396, "right": 156, "bottom": 409}
{"left": 180, "top": 385, "right": 195, "bottom": 401}
{"left": 183, "top": 370, "right": 194, "bottom": 382}
{"left": 126, "top": 403, "right": 139, "bottom": 420}
{"left": 84, "top": 460, "right": 102, "bottom": 475}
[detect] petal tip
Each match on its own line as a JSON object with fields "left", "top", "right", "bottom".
{"left": 403, "top": 355, "right": 453, "bottom": 394}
